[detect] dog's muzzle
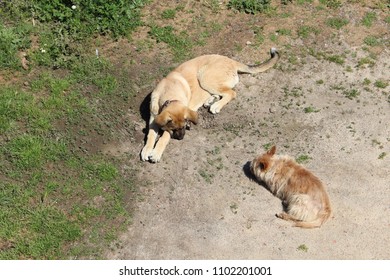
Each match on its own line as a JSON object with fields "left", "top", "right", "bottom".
{"left": 172, "top": 127, "right": 186, "bottom": 140}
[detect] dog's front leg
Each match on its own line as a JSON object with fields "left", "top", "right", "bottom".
{"left": 148, "top": 131, "right": 170, "bottom": 163}
{"left": 141, "top": 120, "right": 159, "bottom": 161}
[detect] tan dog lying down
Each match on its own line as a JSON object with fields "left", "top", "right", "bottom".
{"left": 141, "top": 48, "right": 280, "bottom": 163}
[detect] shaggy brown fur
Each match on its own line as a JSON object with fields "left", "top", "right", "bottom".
{"left": 250, "top": 146, "right": 332, "bottom": 228}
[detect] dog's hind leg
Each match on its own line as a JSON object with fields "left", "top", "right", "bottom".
{"left": 209, "top": 87, "right": 237, "bottom": 114}
{"left": 198, "top": 66, "right": 239, "bottom": 114}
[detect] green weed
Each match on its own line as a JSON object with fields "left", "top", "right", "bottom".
{"left": 357, "top": 57, "right": 375, "bottom": 68}
{"left": 362, "top": 12, "right": 376, "bottom": 27}
{"left": 161, "top": 9, "right": 176, "bottom": 19}
{"left": 363, "top": 78, "right": 371, "bottom": 85}
{"left": 227, "top": 0, "right": 271, "bottom": 14}
{"left": 0, "top": 22, "right": 31, "bottom": 69}
{"left": 319, "top": 0, "right": 342, "bottom": 9}
{"left": 0, "top": 87, "right": 34, "bottom": 133}
{"left": 325, "top": 54, "right": 345, "bottom": 65}
{"left": 277, "top": 28, "right": 292, "bottom": 36}
{"left": 374, "top": 80, "right": 389, "bottom": 89}
{"left": 297, "top": 244, "right": 309, "bottom": 252}
{"left": 198, "top": 169, "right": 214, "bottom": 184}
{"left": 149, "top": 25, "right": 192, "bottom": 60}
{"left": 342, "top": 89, "right": 360, "bottom": 100}
{"left": 6, "top": 135, "right": 45, "bottom": 170}
{"left": 262, "top": 143, "right": 273, "bottom": 151}
{"left": 378, "top": 152, "right": 387, "bottom": 160}
{"left": 304, "top": 106, "right": 320, "bottom": 113}
{"left": 326, "top": 17, "right": 349, "bottom": 30}
{"left": 364, "top": 36, "right": 380, "bottom": 46}
{"left": 1, "top": 0, "right": 148, "bottom": 69}
{"left": 296, "top": 154, "right": 311, "bottom": 164}
{"left": 297, "top": 26, "right": 319, "bottom": 39}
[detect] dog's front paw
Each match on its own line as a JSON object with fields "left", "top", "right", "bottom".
{"left": 141, "top": 146, "right": 153, "bottom": 161}
{"left": 149, "top": 150, "right": 162, "bottom": 163}
{"left": 209, "top": 102, "right": 221, "bottom": 114}
{"left": 203, "top": 95, "right": 220, "bottom": 108}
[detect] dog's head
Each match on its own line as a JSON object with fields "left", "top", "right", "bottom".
{"left": 250, "top": 145, "right": 276, "bottom": 179}
{"left": 155, "top": 103, "right": 198, "bottom": 140}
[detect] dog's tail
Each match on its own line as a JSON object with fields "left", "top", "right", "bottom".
{"left": 238, "top": 48, "right": 280, "bottom": 74}
{"left": 293, "top": 207, "right": 332, "bottom": 229}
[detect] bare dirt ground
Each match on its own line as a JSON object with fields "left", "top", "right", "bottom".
{"left": 104, "top": 1, "right": 389, "bottom": 259}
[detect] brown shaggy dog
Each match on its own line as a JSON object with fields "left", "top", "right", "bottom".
{"left": 250, "top": 146, "right": 332, "bottom": 228}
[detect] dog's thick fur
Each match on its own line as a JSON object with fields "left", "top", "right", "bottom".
{"left": 250, "top": 146, "right": 332, "bottom": 229}
{"left": 141, "top": 48, "right": 280, "bottom": 163}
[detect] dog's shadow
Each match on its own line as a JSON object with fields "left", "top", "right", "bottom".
{"left": 140, "top": 92, "right": 151, "bottom": 125}
{"left": 243, "top": 161, "right": 287, "bottom": 214}
{"left": 139, "top": 92, "right": 153, "bottom": 141}
{"left": 243, "top": 161, "right": 266, "bottom": 187}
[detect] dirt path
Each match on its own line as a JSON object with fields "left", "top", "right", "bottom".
{"left": 105, "top": 37, "right": 389, "bottom": 259}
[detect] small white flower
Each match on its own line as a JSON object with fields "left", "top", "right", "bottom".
{"left": 40, "top": 48, "right": 46, "bottom": 53}
{"left": 71, "top": 5, "right": 76, "bottom": 10}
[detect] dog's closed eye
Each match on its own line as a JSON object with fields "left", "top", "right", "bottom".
{"left": 259, "top": 163, "right": 265, "bottom": 170}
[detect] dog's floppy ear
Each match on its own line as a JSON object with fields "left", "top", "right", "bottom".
{"left": 185, "top": 108, "right": 198, "bottom": 125}
{"left": 267, "top": 145, "right": 276, "bottom": 156}
{"left": 155, "top": 111, "right": 171, "bottom": 127}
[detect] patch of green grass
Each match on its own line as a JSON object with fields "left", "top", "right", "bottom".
{"left": 297, "top": 244, "right": 309, "bottom": 252}
{"left": 0, "top": 22, "right": 32, "bottom": 69}
{"left": 342, "top": 89, "right": 360, "bottom": 100}
{"left": 374, "top": 80, "right": 389, "bottom": 89}
{"left": 296, "top": 154, "right": 311, "bottom": 164}
{"left": 6, "top": 135, "right": 45, "bottom": 170}
{"left": 0, "top": 193, "right": 82, "bottom": 259}
{"left": 0, "top": 52, "right": 138, "bottom": 259}
{"left": 357, "top": 57, "right": 375, "bottom": 68}
{"left": 227, "top": 0, "right": 271, "bottom": 14}
{"left": 262, "top": 143, "right": 273, "bottom": 151}
{"left": 362, "top": 12, "right": 376, "bottom": 27}
{"left": 363, "top": 78, "right": 371, "bottom": 85}
{"left": 252, "top": 26, "right": 265, "bottom": 46}
{"left": 304, "top": 106, "right": 320, "bottom": 113}
{"left": 319, "top": 0, "right": 341, "bottom": 9}
{"left": 88, "top": 162, "right": 119, "bottom": 182}
{"left": 326, "top": 17, "right": 349, "bottom": 30}
{"left": 296, "top": 0, "right": 313, "bottom": 4}
{"left": 325, "top": 54, "right": 345, "bottom": 65}
{"left": 277, "top": 28, "right": 292, "bottom": 36}
{"left": 198, "top": 169, "right": 214, "bottom": 184}
{"left": 297, "top": 25, "right": 319, "bottom": 39}
{"left": 378, "top": 152, "right": 387, "bottom": 160}
{"left": 230, "top": 203, "right": 238, "bottom": 214}
{"left": 202, "top": 0, "right": 223, "bottom": 13}
{"left": 364, "top": 35, "right": 380, "bottom": 46}
{"left": 149, "top": 25, "right": 192, "bottom": 60}
{"left": 161, "top": 9, "right": 176, "bottom": 19}
{"left": 1, "top": 0, "right": 148, "bottom": 69}
{"left": 0, "top": 87, "right": 34, "bottom": 133}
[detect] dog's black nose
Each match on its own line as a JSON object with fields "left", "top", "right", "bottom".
{"left": 172, "top": 128, "right": 185, "bottom": 140}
